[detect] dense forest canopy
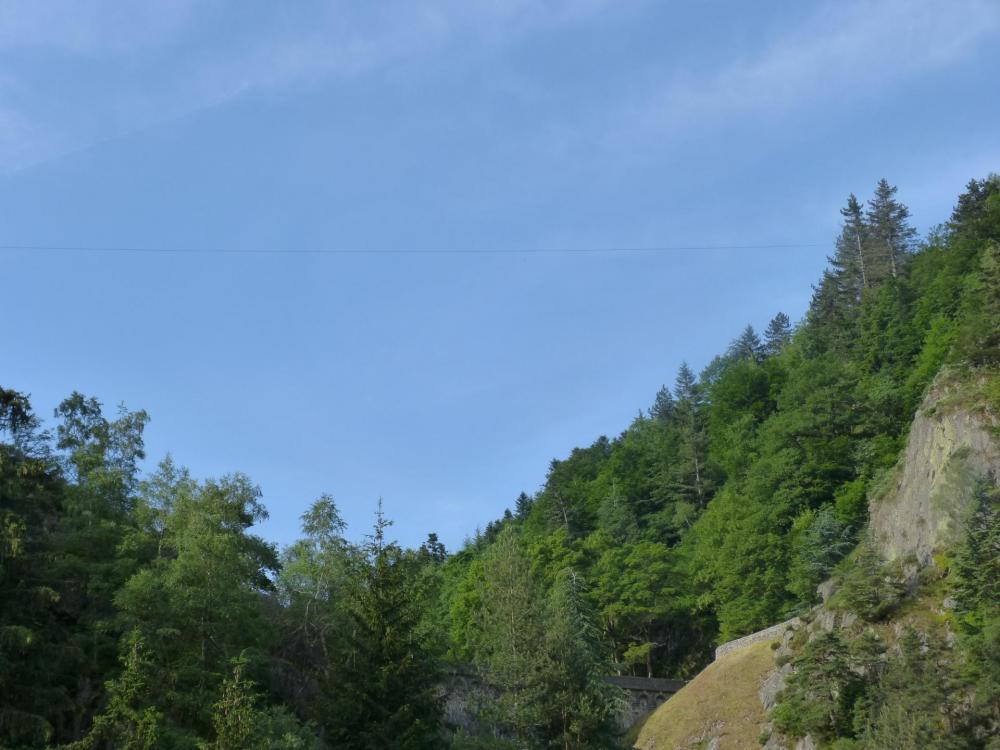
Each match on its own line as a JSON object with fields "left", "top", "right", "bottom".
{"left": 2, "top": 174, "right": 999, "bottom": 748}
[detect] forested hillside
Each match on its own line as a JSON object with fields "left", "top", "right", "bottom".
{"left": 2, "top": 175, "right": 998, "bottom": 749}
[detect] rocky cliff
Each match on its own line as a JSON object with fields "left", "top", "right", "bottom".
{"left": 869, "top": 373, "right": 999, "bottom": 565}
{"left": 633, "top": 372, "right": 1000, "bottom": 750}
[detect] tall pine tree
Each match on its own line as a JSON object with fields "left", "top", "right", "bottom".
{"left": 763, "top": 312, "right": 793, "bottom": 356}
{"left": 866, "top": 178, "right": 917, "bottom": 281}
{"left": 331, "top": 503, "right": 442, "bottom": 750}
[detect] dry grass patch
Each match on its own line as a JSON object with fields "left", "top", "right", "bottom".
{"left": 633, "top": 640, "right": 775, "bottom": 750}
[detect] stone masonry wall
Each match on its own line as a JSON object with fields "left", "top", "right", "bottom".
{"left": 714, "top": 617, "right": 800, "bottom": 660}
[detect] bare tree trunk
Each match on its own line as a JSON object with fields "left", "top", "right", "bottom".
{"left": 855, "top": 230, "right": 867, "bottom": 289}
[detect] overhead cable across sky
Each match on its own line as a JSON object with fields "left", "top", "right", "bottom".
{"left": 0, "top": 242, "right": 827, "bottom": 256}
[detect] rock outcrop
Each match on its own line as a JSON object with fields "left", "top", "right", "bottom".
{"left": 868, "top": 375, "right": 999, "bottom": 565}
{"left": 632, "top": 372, "right": 1000, "bottom": 749}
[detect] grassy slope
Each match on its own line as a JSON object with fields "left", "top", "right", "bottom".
{"left": 633, "top": 640, "right": 776, "bottom": 750}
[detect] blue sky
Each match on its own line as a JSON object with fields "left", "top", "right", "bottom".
{"left": 2, "top": 0, "right": 999, "bottom": 550}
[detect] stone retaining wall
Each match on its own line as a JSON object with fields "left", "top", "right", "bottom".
{"left": 714, "top": 617, "right": 800, "bottom": 660}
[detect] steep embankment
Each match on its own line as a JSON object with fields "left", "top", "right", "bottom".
{"left": 632, "top": 640, "right": 775, "bottom": 750}
{"left": 634, "top": 372, "right": 1000, "bottom": 750}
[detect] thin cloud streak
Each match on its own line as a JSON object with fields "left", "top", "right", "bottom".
{"left": 607, "top": 0, "right": 1000, "bottom": 147}
{"left": 0, "top": 0, "right": 617, "bottom": 174}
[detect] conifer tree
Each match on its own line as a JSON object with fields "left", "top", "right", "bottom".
{"left": 772, "top": 629, "right": 862, "bottom": 743}
{"left": 472, "top": 526, "right": 548, "bottom": 746}
{"left": 807, "top": 194, "right": 876, "bottom": 352}
{"left": 211, "top": 659, "right": 258, "bottom": 750}
{"left": 419, "top": 532, "right": 447, "bottom": 562}
{"left": 950, "top": 174, "right": 1000, "bottom": 237}
{"left": 649, "top": 385, "right": 674, "bottom": 421}
{"left": 951, "top": 484, "right": 1000, "bottom": 735}
{"left": 275, "top": 495, "right": 355, "bottom": 728}
{"left": 863, "top": 629, "right": 968, "bottom": 750}
{"left": 67, "top": 632, "right": 164, "bottom": 750}
{"left": 0, "top": 390, "right": 63, "bottom": 748}
{"left": 763, "top": 312, "right": 792, "bottom": 356}
{"left": 728, "top": 325, "right": 764, "bottom": 363}
{"left": 332, "top": 503, "right": 442, "bottom": 750}
{"left": 669, "top": 363, "right": 711, "bottom": 507}
{"left": 208, "top": 656, "right": 321, "bottom": 750}
{"left": 673, "top": 362, "right": 697, "bottom": 403}
{"left": 514, "top": 491, "right": 533, "bottom": 521}
{"left": 865, "top": 179, "right": 917, "bottom": 281}
{"left": 837, "top": 194, "right": 870, "bottom": 294}
{"left": 540, "top": 570, "right": 621, "bottom": 749}
{"left": 961, "top": 241, "right": 1000, "bottom": 365}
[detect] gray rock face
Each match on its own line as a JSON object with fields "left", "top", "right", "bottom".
{"left": 759, "top": 662, "right": 792, "bottom": 711}
{"left": 816, "top": 578, "right": 836, "bottom": 603}
{"left": 869, "top": 380, "right": 999, "bottom": 565}
{"left": 762, "top": 735, "right": 789, "bottom": 750}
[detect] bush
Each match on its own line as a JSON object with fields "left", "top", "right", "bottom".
{"left": 772, "top": 630, "right": 865, "bottom": 743}
{"left": 830, "top": 540, "right": 905, "bottom": 621}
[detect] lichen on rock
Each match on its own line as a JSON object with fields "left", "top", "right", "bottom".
{"left": 869, "top": 376, "right": 1000, "bottom": 565}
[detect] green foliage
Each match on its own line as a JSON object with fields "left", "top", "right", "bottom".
{"left": 469, "top": 527, "right": 549, "bottom": 745}
{"left": 959, "top": 241, "right": 1000, "bottom": 366}
{"left": 772, "top": 630, "right": 870, "bottom": 742}
{"left": 861, "top": 628, "right": 970, "bottom": 750}
{"left": 830, "top": 540, "right": 906, "bottom": 621}
{"left": 207, "top": 657, "right": 320, "bottom": 750}
{"left": 465, "top": 528, "right": 619, "bottom": 749}
{"left": 3, "top": 175, "right": 1000, "bottom": 748}
{"left": 209, "top": 659, "right": 258, "bottom": 750}
{"left": 114, "top": 464, "right": 279, "bottom": 738}
{"left": 538, "top": 570, "right": 622, "bottom": 749}
{"left": 66, "top": 632, "right": 165, "bottom": 750}
{"left": 786, "top": 506, "right": 856, "bottom": 604}
{"left": 329, "top": 504, "right": 443, "bottom": 750}
{"left": 950, "top": 483, "right": 1000, "bottom": 738}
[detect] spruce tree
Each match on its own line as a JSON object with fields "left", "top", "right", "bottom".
{"left": 950, "top": 174, "right": 1000, "bottom": 237}
{"left": 669, "top": 363, "right": 711, "bottom": 507}
{"left": 838, "top": 193, "right": 870, "bottom": 294}
{"left": 332, "top": 503, "right": 442, "bottom": 750}
{"left": 514, "top": 491, "right": 533, "bottom": 521}
{"left": 728, "top": 325, "right": 764, "bottom": 363}
{"left": 211, "top": 659, "right": 258, "bottom": 750}
{"left": 673, "top": 362, "right": 697, "bottom": 403}
{"left": 806, "top": 194, "right": 875, "bottom": 353}
{"left": 472, "top": 526, "right": 548, "bottom": 747}
{"left": 763, "top": 312, "right": 792, "bottom": 356}
{"left": 961, "top": 241, "right": 1000, "bottom": 365}
{"left": 772, "top": 629, "right": 862, "bottom": 743}
{"left": 649, "top": 385, "right": 674, "bottom": 421}
{"left": 863, "top": 629, "right": 968, "bottom": 750}
{"left": 419, "top": 532, "right": 447, "bottom": 562}
{"left": 865, "top": 178, "right": 917, "bottom": 281}
{"left": 66, "top": 632, "right": 165, "bottom": 750}
{"left": 0, "top": 390, "right": 63, "bottom": 748}
{"left": 540, "top": 570, "right": 621, "bottom": 749}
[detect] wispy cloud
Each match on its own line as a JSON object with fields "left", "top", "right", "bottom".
{"left": 0, "top": 1, "right": 202, "bottom": 55}
{"left": 0, "top": 0, "right": 615, "bottom": 173}
{"left": 3, "top": 0, "right": 996, "bottom": 176}
{"left": 626, "top": 0, "right": 1000, "bottom": 140}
